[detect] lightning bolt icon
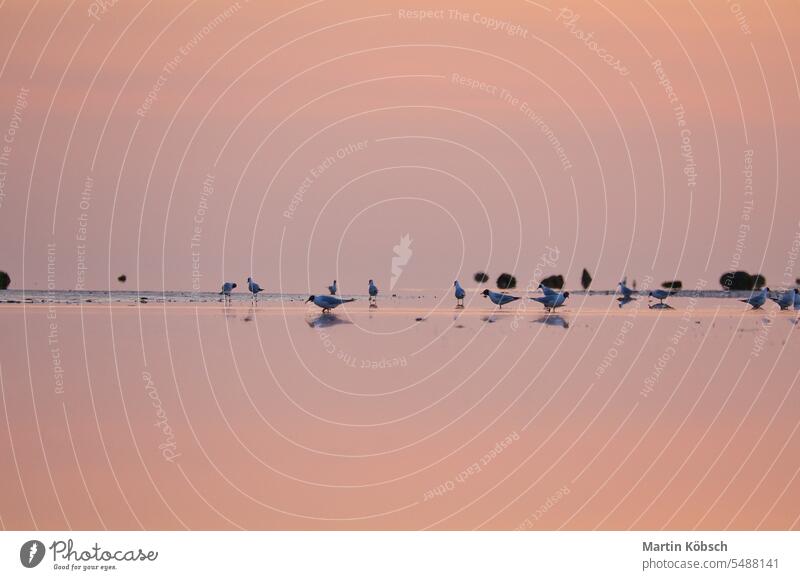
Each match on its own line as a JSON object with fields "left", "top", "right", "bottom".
{"left": 28, "top": 542, "right": 38, "bottom": 564}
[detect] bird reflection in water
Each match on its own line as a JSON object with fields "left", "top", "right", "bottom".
{"left": 306, "top": 313, "right": 352, "bottom": 328}
{"left": 534, "top": 314, "right": 569, "bottom": 328}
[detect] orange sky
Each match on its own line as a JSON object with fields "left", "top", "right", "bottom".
{"left": 1, "top": 0, "right": 799, "bottom": 293}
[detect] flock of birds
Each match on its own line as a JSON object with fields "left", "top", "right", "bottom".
{"left": 218, "top": 278, "right": 800, "bottom": 314}
{"left": 610, "top": 282, "right": 799, "bottom": 311}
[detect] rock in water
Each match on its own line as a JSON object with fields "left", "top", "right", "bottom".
{"left": 0, "top": 271, "right": 10, "bottom": 290}
{"left": 540, "top": 274, "right": 564, "bottom": 289}
{"left": 117, "top": 274, "right": 127, "bottom": 283}
{"left": 581, "top": 268, "right": 592, "bottom": 290}
{"left": 473, "top": 271, "right": 489, "bottom": 283}
{"left": 719, "top": 271, "right": 765, "bottom": 291}
{"left": 496, "top": 273, "right": 517, "bottom": 289}
{"left": 662, "top": 280, "right": 682, "bottom": 290}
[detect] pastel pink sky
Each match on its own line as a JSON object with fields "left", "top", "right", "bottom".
{"left": 1, "top": 0, "right": 798, "bottom": 293}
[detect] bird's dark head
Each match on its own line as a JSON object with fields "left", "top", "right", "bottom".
{"left": 481, "top": 289, "right": 490, "bottom": 297}
{"left": 247, "top": 277, "right": 252, "bottom": 282}
{"left": 306, "top": 295, "right": 315, "bottom": 303}
{"left": 231, "top": 283, "right": 237, "bottom": 289}
{"left": 765, "top": 287, "right": 771, "bottom": 292}
{"left": 369, "top": 279, "right": 373, "bottom": 284}
{"left": 563, "top": 291, "right": 570, "bottom": 298}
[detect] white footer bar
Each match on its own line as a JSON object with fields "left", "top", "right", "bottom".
{"left": 1, "top": 531, "right": 797, "bottom": 579}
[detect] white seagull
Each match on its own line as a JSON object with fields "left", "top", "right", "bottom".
{"left": 618, "top": 281, "right": 635, "bottom": 300}
{"left": 306, "top": 294, "right": 355, "bottom": 313}
{"left": 368, "top": 279, "right": 378, "bottom": 306}
{"left": 247, "top": 277, "right": 264, "bottom": 303}
{"left": 649, "top": 288, "right": 675, "bottom": 305}
{"left": 538, "top": 283, "right": 558, "bottom": 296}
{"left": 328, "top": 280, "right": 338, "bottom": 295}
{"left": 219, "top": 282, "right": 237, "bottom": 303}
{"left": 770, "top": 288, "right": 798, "bottom": 310}
{"left": 454, "top": 280, "right": 466, "bottom": 307}
{"left": 481, "top": 289, "right": 521, "bottom": 309}
{"left": 531, "top": 291, "right": 569, "bottom": 312}
{"left": 741, "top": 287, "right": 770, "bottom": 310}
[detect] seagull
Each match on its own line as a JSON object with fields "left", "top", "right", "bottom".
{"left": 368, "top": 279, "right": 378, "bottom": 306}
{"left": 328, "top": 280, "right": 338, "bottom": 295}
{"left": 538, "top": 283, "right": 558, "bottom": 296}
{"left": 481, "top": 289, "right": 521, "bottom": 308}
{"left": 530, "top": 291, "right": 569, "bottom": 312}
{"left": 770, "top": 288, "right": 798, "bottom": 310}
{"left": 617, "top": 281, "right": 635, "bottom": 300}
{"left": 454, "top": 280, "right": 466, "bottom": 307}
{"left": 795, "top": 289, "right": 800, "bottom": 311}
{"left": 741, "top": 287, "right": 770, "bottom": 310}
{"left": 649, "top": 288, "right": 675, "bottom": 305}
{"left": 219, "top": 282, "right": 237, "bottom": 303}
{"left": 247, "top": 277, "right": 264, "bottom": 303}
{"left": 306, "top": 294, "right": 355, "bottom": 313}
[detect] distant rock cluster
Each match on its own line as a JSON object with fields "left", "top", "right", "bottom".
{"left": 0, "top": 271, "right": 9, "bottom": 290}
{"left": 540, "top": 274, "right": 564, "bottom": 289}
{"left": 720, "top": 271, "right": 765, "bottom": 291}
{"left": 496, "top": 273, "right": 517, "bottom": 289}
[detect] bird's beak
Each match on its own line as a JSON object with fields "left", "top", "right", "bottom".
{"left": 305, "top": 297, "right": 312, "bottom": 303}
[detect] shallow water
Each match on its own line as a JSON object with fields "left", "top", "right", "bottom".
{"left": 0, "top": 293, "right": 798, "bottom": 530}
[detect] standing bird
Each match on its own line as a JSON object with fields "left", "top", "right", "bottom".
{"left": 481, "top": 289, "right": 521, "bottom": 308}
{"left": 368, "top": 279, "right": 378, "bottom": 307}
{"left": 649, "top": 288, "right": 675, "bottom": 305}
{"left": 741, "top": 287, "right": 769, "bottom": 310}
{"left": 531, "top": 291, "right": 569, "bottom": 312}
{"left": 538, "top": 283, "right": 558, "bottom": 296}
{"left": 328, "top": 280, "right": 338, "bottom": 295}
{"left": 247, "top": 277, "right": 264, "bottom": 304}
{"left": 618, "top": 281, "right": 635, "bottom": 300}
{"left": 770, "top": 288, "right": 798, "bottom": 310}
{"left": 306, "top": 294, "right": 355, "bottom": 313}
{"left": 454, "top": 280, "right": 466, "bottom": 307}
{"left": 219, "top": 282, "right": 237, "bottom": 303}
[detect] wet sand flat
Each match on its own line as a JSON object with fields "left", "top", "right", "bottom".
{"left": 0, "top": 295, "right": 798, "bottom": 530}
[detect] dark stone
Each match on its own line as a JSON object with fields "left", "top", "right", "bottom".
{"left": 719, "top": 271, "right": 765, "bottom": 290}
{"left": 662, "top": 280, "right": 683, "bottom": 290}
{"left": 540, "top": 274, "right": 564, "bottom": 289}
{"left": 117, "top": 274, "right": 127, "bottom": 283}
{"left": 581, "top": 268, "right": 592, "bottom": 290}
{"left": 496, "top": 273, "right": 517, "bottom": 289}
{"left": 473, "top": 271, "right": 489, "bottom": 283}
{"left": 0, "top": 271, "right": 9, "bottom": 290}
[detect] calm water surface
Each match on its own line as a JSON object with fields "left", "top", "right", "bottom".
{"left": 0, "top": 292, "right": 797, "bottom": 529}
